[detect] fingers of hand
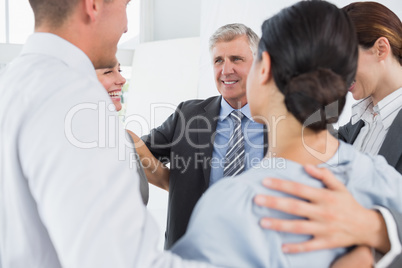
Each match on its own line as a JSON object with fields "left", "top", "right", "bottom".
{"left": 254, "top": 195, "right": 318, "bottom": 218}
{"left": 260, "top": 218, "right": 325, "bottom": 236}
{"left": 261, "top": 178, "right": 326, "bottom": 203}
{"left": 304, "top": 165, "right": 345, "bottom": 191}
{"left": 281, "top": 239, "right": 332, "bottom": 253}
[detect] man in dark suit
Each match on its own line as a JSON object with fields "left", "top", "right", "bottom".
{"left": 141, "top": 23, "right": 268, "bottom": 249}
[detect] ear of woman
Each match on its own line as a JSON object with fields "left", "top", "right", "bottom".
{"left": 374, "top": 37, "right": 391, "bottom": 60}
{"left": 260, "top": 51, "right": 272, "bottom": 85}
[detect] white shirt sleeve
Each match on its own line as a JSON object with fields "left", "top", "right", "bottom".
{"left": 19, "top": 82, "right": 215, "bottom": 268}
{"left": 373, "top": 206, "right": 402, "bottom": 268}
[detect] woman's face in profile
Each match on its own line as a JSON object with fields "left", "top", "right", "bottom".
{"left": 96, "top": 63, "right": 126, "bottom": 112}
{"left": 349, "top": 46, "right": 379, "bottom": 101}
{"left": 246, "top": 55, "right": 267, "bottom": 124}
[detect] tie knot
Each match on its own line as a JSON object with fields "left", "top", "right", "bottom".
{"left": 230, "top": 110, "right": 243, "bottom": 123}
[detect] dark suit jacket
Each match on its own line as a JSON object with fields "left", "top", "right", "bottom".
{"left": 338, "top": 109, "right": 402, "bottom": 174}
{"left": 142, "top": 96, "right": 268, "bottom": 249}
{"left": 338, "top": 109, "right": 402, "bottom": 267}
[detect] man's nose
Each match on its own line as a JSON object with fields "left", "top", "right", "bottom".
{"left": 221, "top": 61, "right": 234, "bottom": 75}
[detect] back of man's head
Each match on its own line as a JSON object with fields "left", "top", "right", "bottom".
{"left": 29, "top": 0, "right": 81, "bottom": 29}
{"left": 209, "top": 23, "right": 260, "bottom": 55}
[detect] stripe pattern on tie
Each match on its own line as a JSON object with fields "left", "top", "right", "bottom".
{"left": 223, "top": 110, "right": 245, "bottom": 177}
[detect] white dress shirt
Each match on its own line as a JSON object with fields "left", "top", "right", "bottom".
{"left": 351, "top": 88, "right": 402, "bottom": 155}
{"left": 0, "top": 33, "right": 215, "bottom": 268}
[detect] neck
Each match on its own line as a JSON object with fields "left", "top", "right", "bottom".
{"left": 224, "top": 98, "right": 247, "bottom": 109}
{"left": 34, "top": 14, "right": 99, "bottom": 68}
{"left": 266, "top": 112, "right": 338, "bottom": 165}
{"left": 371, "top": 59, "right": 402, "bottom": 105}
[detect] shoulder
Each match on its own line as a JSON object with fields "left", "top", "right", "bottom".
{"left": 160, "top": 95, "right": 221, "bottom": 126}
{"left": 193, "top": 171, "right": 262, "bottom": 217}
{"left": 177, "top": 96, "right": 221, "bottom": 111}
{"left": 338, "top": 142, "right": 401, "bottom": 184}
{"left": 202, "top": 162, "right": 320, "bottom": 207}
{"left": 336, "top": 143, "right": 402, "bottom": 211}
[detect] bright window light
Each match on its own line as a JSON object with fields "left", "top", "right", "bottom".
{"left": 119, "top": 0, "right": 140, "bottom": 49}
{"left": 9, "top": 0, "right": 34, "bottom": 44}
{"left": 3, "top": 0, "right": 140, "bottom": 47}
{"left": 0, "top": 0, "right": 5, "bottom": 42}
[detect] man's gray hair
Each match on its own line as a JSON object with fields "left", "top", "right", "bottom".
{"left": 209, "top": 23, "right": 260, "bottom": 55}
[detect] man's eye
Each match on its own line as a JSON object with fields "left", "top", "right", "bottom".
{"left": 215, "top": 59, "right": 223, "bottom": 64}
{"left": 104, "top": 71, "right": 112, "bottom": 75}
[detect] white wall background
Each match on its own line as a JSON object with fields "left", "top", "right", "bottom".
{"left": 124, "top": 37, "right": 201, "bottom": 250}
{"left": 125, "top": 37, "right": 200, "bottom": 135}
{"left": 152, "top": 0, "right": 202, "bottom": 41}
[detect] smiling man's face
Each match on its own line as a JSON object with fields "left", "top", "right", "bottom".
{"left": 212, "top": 35, "right": 254, "bottom": 108}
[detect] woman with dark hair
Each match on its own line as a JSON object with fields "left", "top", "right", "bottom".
{"left": 170, "top": 1, "right": 402, "bottom": 267}
{"left": 260, "top": 3, "right": 402, "bottom": 266}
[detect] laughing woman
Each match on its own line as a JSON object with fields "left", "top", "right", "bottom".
{"left": 96, "top": 62, "right": 156, "bottom": 205}
{"left": 96, "top": 62, "right": 126, "bottom": 112}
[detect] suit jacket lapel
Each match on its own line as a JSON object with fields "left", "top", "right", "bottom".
{"left": 349, "top": 120, "right": 365, "bottom": 144}
{"left": 197, "top": 96, "right": 221, "bottom": 186}
{"left": 379, "top": 109, "right": 402, "bottom": 168}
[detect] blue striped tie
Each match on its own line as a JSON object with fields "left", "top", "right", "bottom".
{"left": 223, "top": 110, "right": 245, "bottom": 177}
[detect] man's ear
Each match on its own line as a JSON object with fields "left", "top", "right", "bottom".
{"left": 260, "top": 51, "right": 272, "bottom": 85}
{"left": 84, "top": 0, "right": 101, "bottom": 22}
{"left": 373, "top": 37, "right": 390, "bottom": 61}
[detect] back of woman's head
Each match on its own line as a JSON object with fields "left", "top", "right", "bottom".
{"left": 343, "top": 1, "right": 402, "bottom": 66}
{"left": 258, "top": 0, "right": 358, "bottom": 131}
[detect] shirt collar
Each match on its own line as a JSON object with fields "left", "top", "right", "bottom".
{"left": 350, "top": 88, "right": 402, "bottom": 129}
{"left": 376, "top": 87, "right": 402, "bottom": 129}
{"left": 351, "top": 96, "right": 374, "bottom": 125}
{"left": 21, "top": 33, "right": 96, "bottom": 79}
{"left": 219, "top": 98, "right": 254, "bottom": 121}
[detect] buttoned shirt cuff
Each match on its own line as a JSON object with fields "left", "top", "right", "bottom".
{"left": 373, "top": 206, "right": 402, "bottom": 268}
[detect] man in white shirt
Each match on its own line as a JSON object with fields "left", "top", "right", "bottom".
{"left": 0, "top": 0, "right": 213, "bottom": 267}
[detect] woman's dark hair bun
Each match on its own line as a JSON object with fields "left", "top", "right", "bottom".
{"left": 284, "top": 68, "right": 347, "bottom": 131}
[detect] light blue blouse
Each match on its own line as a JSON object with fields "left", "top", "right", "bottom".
{"left": 172, "top": 141, "right": 402, "bottom": 268}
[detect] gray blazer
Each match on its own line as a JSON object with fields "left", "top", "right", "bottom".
{"left": 337, "top": 109, "right": 402, "bottom": 174}
{"left": 338, "top": 109, "right": 402, "bottom": 267}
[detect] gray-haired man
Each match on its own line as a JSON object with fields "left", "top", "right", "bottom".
{"left": 140, "top": 23, "right": 268, "bottom": 249}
